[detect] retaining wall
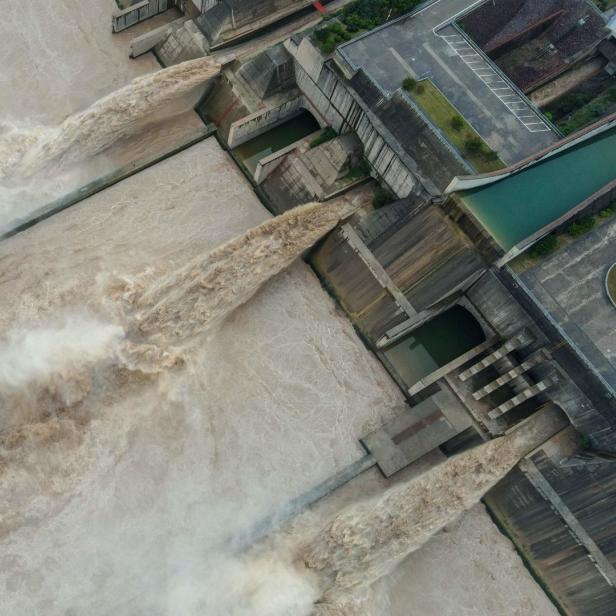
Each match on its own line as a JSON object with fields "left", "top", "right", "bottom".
{"left": 113, "top": 0, "right": 178, "bottom": 33}
{"left": 227, "top": 96, "right": 306, "bottom": 148}
{"left": 288, "top": 38, "right": 418, "bottom": 199}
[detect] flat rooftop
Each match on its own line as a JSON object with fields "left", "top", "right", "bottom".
{"left": 457, "top": 123, "right": 616, "bottom": 250}
{"left": 338, "top": 0, "right": 558, "bottom": 164}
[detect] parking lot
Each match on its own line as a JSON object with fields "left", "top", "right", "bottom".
{"left": 339, "top": 0, "right": 558, "bottom": 164}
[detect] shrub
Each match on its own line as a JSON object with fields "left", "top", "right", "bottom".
{"left": 567, "top": 216, "right": 596, "bottom": 238}
{"left": 464, "top": 137, "right": 483, "bottom": 154}
{"left": 373, "top": 185, "right": 395, "bottom": 209}
{"left": 599, "top": 204, "right": 616, "bottom": 218}
{"left": 529, "top": 234, "right": 558, "bottom": 259}
{"left": 483, "top": 149, "right": 499, "bottom": 162}
{"left": 450, "top": 115, "right": 464, "bottom": 131}
{"left": 402, "top": 77, "right": 417, "bottom": 92}
{"left": 348, "top": 158, "right": 371, "bottom": 179}
{"left": 340, "top": 0, "right": 422, "bottom": 32}
{"left": 313, "top": 21, "right": 353, "bottom": 53}
{"left": 309, "top": 127, "right": 337, "bottom": 148}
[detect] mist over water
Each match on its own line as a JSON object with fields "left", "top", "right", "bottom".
{"left": 0, "top": 58, "right": 220, "bottom": 233}
{"left": 110, "top": 200, "right": 359, "bottom": 371}
{"left": 0, "top": 186, "right": 556, "bottom": 613}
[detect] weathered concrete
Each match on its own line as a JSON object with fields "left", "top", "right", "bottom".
{"left": 520, "top": 217, "right": 616, "bottom": 394}
{"left": 338, "top": 0, "right": 558, "bottom": 163}
{"left": 227, "top": 96, "right": 306, "bottom": 147}
{"left": 112, "top": 0, "right": 176, "bottom": 33}
{"left": 129, "top": 15, "right": 189, "bottom": 57}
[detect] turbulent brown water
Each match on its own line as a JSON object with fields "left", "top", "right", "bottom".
{"left": 0, "top": 199, "right": 359, "bottom": 427}
{"left": 110, "top": 199, "right": 359, "bottom": 370}
{"left": 300, "top": 408, "right": 563, "bottom": 611}
{"left": 0, "top": 57, "right": 220, "bottom": 181}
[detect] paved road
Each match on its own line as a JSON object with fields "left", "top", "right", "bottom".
{"left": 339, "top": 0, "right": 558, "bottom": 164}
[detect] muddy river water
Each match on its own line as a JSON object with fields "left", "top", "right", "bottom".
{"left": 0, "top": 2, "right": 558, "bottom": 615}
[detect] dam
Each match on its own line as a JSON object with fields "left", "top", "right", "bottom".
{"left": 2, "top": 0, "right": 616, "bottom": 615}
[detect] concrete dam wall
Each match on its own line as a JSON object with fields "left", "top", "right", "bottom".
{"left": 288, "top": 39, "right": 419, "bottom": 199}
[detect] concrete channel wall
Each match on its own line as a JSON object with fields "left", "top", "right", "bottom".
{"left": 227, "top": 97, "right": 306, "bottom": 148}
{"left": 112, "top": 0, "right": 180, "bottom": 33}
{"left": 287, "top": 38, "right": 418, "bottom": 199}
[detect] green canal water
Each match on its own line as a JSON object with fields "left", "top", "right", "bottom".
{"left": 233, "top": 111, "right": 320, "bottom": 173}
{"left": 459, "top": 125, "right": 616, "bottom": 250}
{"left": 384, "top": 306, "right": 486, "bottom": 387}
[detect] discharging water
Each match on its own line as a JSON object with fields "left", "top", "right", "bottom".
{"left": 113, "top": 199, "right": 359, "bottom": 370}
{"left": 0, "top": 57, "right": 220, "bottom": 182}
{"left": 301, "top": 407, "right": 563, "bottom": 611}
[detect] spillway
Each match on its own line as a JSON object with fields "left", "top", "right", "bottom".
{"left": 0, "top": 57, "right": 220, "bottom": 182}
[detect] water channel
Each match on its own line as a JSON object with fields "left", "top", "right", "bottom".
{"left": 383, "top": 306, "right": 486, "bottom": 387}
{"left": 459, "top": 124, "right": 616, "bottom": 250}
{"left": 233, "top": 111, "right": 320, "bottom": 172}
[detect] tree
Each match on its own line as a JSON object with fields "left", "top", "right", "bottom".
{"left": 464, "top": 137, "right": 483, "bottom": 154}
{"left": 402, "top": 77, "right": 417, "bottom": 92}
{"left": 450, "top": 115, "right": 464, "bottom": 131}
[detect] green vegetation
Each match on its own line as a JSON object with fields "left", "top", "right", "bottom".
{"left": 340, "top": 0, "right": 422, "bottom": 32}
{"left": 593, "top": 0, "right": 616, "bottom": 10}
{"left": 347, "top": 158, "right": 371, "bottom": 179}
{"left": 526, "top": 206, "right": 615, "bottom": 263}
{"left": 309, "top": 127, "right": 337, "bottom": 148}
{"left": 566, "top": 216, "right": 596, "bottom": 238}
{"left": 402, "top": 77, "right": 417, "bottom": 92}
{"left": 578, "top": 432, "right": 592, "bottom": 451}
{"left": 599, "top": 204, "right": 616, "bottom": 218}
{"left": 313, "top": 21, "right": 354, "bottom": 54}
{"left": 607, "top": 265, "right": 616, "bottom": 305}
{"left": 546, "top": 82, "right": 616, "bottom": 135}
{"left": 313, "top": 0, "right": 423, "bottom": 53}
{"left": 373, "top": 185, "right": 395, "bottom": 209}
{"left": 529, "top": 234, "right": 559, "bottom": 259}
{"left": 404, "top": 79, "right": 505, "bottom": 173}
{"left": 450, "top": 115, "right": 464, "bottom": 131}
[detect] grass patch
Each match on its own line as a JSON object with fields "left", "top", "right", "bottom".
{"left": 512, "top": 203, "right": 616, "bottom": 272}
{"left": 529, "top": 234, "right": 559, "bottom": 259}
{"left": 347, "top": 158, "right": 371, "bottom": 179}
{"left": 566, "top": 216, "right": 596, "bottom": 238}
{"left": 404, "top": 79, "right": 505, "bottom": 173}
{"left": 313, "top": 20, "right": 355, "bottom": 54}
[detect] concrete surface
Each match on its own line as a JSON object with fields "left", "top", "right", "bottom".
{"left": 520, "top": 218, "right": 616, "bottom": 392}
{"left": 339, "top": 0, "right": 558, "bottom": 163}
